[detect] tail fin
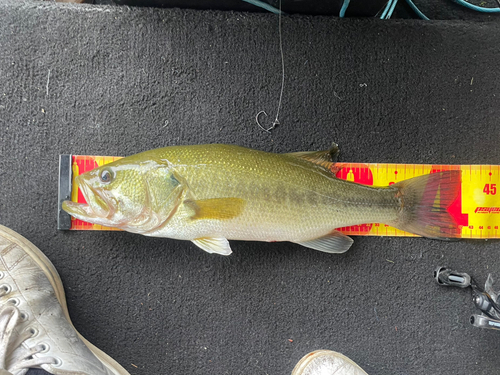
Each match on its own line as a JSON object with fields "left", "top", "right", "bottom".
{"left": 391, "top": 170, "right": 461, "bottom": 239}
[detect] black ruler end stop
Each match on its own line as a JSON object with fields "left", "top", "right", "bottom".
{"left": 57, "top": 154, "right": 72, "bottom": 230}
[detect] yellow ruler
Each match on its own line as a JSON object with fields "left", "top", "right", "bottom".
{"left": 57, "top": 155, "right": 500, "bottom": 239}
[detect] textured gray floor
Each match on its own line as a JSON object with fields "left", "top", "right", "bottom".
{"left": 1, "top": 1, "right": 500, "bottom": 374}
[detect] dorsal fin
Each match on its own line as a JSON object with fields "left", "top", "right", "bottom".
{"left": 285, "top": 143, "right": 339, "bottom": 171}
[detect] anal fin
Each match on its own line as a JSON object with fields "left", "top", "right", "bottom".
{"left": 192, "top": 237, "right": 232, "bottom": 255}
{"left": 295, "top": 230, "right": 353, "bottom": 254}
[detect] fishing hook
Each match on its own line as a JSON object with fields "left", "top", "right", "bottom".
{"left": 255, "top": 111, "right": 279, "bottom": 133}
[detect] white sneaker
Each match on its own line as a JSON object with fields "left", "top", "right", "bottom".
{"left": 0, "top": 225, "right": 130, "bottom": 375}
{"left": 292, "top": 350, "right": 368, "bottom": 375}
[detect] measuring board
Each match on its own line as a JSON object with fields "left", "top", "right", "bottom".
{"left": 57, "top": 155, "right": 500, "bottom": 239}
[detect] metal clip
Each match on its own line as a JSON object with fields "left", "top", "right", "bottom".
{"left": 434, "top": 266, "right": 471, "bottom": 288}
{"left": 435, "top": 266, "right": 500, "bottom": 331}
{"left": 470, "top": 314, "right": 500, "bottom": 330}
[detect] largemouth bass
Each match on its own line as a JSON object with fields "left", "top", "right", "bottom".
{"left": 62, "top": 144, "right": 461, "bottom": 255}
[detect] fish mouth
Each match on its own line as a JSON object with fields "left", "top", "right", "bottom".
{"left": 62, "top": 177, "right": 112, "bottom": 221}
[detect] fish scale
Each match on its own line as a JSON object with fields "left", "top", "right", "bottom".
{"left": 141, "top": 145, "right": 400, "bottom": 242}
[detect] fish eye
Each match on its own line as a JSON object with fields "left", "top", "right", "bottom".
{"left": 99, "top": 169, "right": 113, "bottom": 184}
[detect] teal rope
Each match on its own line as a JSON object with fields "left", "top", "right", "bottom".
{"left": 385, "top": 0, "right": 399, "bottom": 18}
{"left": 339, "top": 0, "right": 350, "bottom": 17}
{"left": 453, "top": 0, "right": 500, "bottom": 12}
{"left": 404, "top": 0, "right": 430, "bottom": 19}
{"left": 380, "top": 0, "right": 395, "bottom": 18}
{"left": 241, "top": 0, "right": 282, "bottom": 15}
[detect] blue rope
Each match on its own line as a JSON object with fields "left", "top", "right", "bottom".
{"left": 404, "top": 0, "right": 430, "bottom": 19}
{"left": 453, "top": 0, "right": 500, "bottom": 12}
{"left": 242, "top": 0, "right": 498, "bottom": 19}
{"left": 339, "top": 0, "right": 350, "bottom": 17}
{"left": 385, "top": 0, "right": 399, "bottom": 18}
{"left": 241, "top": 0, "right": 282, "bottom": 15}
{"left": 380, "top": 0, "right": 395, "bottom": 18}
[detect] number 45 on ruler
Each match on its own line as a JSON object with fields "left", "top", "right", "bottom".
{"left": 484, "top": 184, "right": 497, "bottom": 195}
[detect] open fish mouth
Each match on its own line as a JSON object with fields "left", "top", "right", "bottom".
{"left": 62, "top": 177, "right": 111, "bottom": 220}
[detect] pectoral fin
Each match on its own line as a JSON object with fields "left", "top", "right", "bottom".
{"left": 286, "top": 143, "right": 340, "bottom": 172}
{"left": 186, "top": 198, "right": 246, "bottom": 221}
{"left": 295, "top": 230, "right": 353, "bottom": 254}
{"left": 192, "top": 237, "right": 232, "bottom": 255}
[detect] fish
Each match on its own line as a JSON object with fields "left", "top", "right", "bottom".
{"left": 62, "top": 143, "right": 461, "bottom": 255}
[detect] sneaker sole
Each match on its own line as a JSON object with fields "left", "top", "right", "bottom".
{"left": 0, "top": 225, "right": 130, "bottom": 375}
{"left": 292, "top": 349, "right": 368, "bottom": 375}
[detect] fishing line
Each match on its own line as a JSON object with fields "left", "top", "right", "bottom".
{"left": 255, "top": 0, "right": 284, "bottom": 133}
